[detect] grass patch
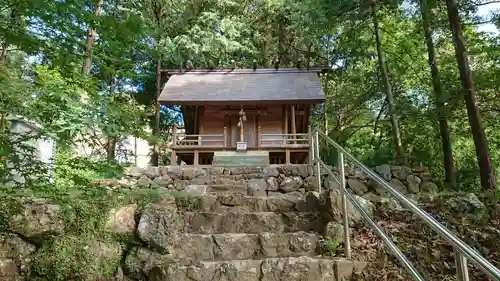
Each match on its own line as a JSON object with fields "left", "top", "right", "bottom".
{"left": 32, "top": 235, "right": 123, "bottom": 281}
{"left": 0, "top": 182, "right": 163, "bottom": 280}
{"left": 172, "top": 192, "right": 203, "bottom": 211}
{"left": 319, "top": 236, "right": 342, "bottom": 257}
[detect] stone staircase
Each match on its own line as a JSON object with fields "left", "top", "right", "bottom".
{"left": 126, "top": 188, "right": 363, "bottom": 281}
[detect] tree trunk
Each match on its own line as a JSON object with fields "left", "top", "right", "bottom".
{"left": 82, "top": 0, "right": 104, "bottom": 75}
{"left": 151, "top": 56, "right": 162, "bottom": 166}
{"left": 445, "top": 0, "right": 496, "bottom": 192}
{"left": 106, "top": 137, "right": 117, "bottom": 161}
{"left": 1, "top": 42, "right": 7, "bottom": 134}
{"left": 420, "top": 0, "right": 456, "bottom": 188}
{"left": 277, "top": 12, "right": 285, "bottom": 66}
{"left": 372, "top": 3, "right": 405, "bottom": 162}
{"left": 1, "top": 42, "right": 7, "bottom": 66}
{"left": 105, "top": 77, "right": 117, "bottom": 161}
{"left": 323, "top": 73, "right": 329, "bottom": 135}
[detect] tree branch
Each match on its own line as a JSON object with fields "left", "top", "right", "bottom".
{"left": 6, "top": 48, "right": 21, "bottom": 53}
{"left": 472, "top": 0, "right": 500, "bottom": 6}
{"left": 464, "top": 19, "right": 496, "bottom": 25}
{"left": 374, "top": 99, "right": 388, "bottom": 133}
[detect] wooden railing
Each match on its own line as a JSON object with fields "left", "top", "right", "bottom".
{"left": 172, "top": 128, "right": 310, "bottom": 149}
{"left": 259, "top": 133, "right": 309, "bottom": 147}
{"left": 172, "top": 127, "right": 228, "bottom": 148}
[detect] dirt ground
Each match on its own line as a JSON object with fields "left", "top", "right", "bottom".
{"left": 349, "top": 194, "right": 499, "bottom": 281}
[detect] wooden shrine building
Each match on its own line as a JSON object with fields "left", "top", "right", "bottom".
{"left": 158, "top": 68, "right": 326, "bottom": 166}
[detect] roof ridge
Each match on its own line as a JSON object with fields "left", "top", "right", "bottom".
{"left": 164, "top": 67, "right": 329, "bottom": 75}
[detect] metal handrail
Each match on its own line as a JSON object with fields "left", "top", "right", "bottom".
{"left": 312, "top": 128, "right": 500, "bottom": 281}
{"left": 318, "top": 159, "right": 425, "bottom": 281}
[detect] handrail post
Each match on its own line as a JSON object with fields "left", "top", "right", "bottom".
{"left": 338, "top": 151, "right": 352, "bottom": 259}
{"left": 455, "top": 248, "right": 470, "bottom": 281}
{"left": 319, "top": 158, "right": 425, "bottom": 281}
{"left": 308, "top": 126, "right": 313, "bottom": 164}
{"left": 310, "top": 134, "right": 316, "bottom": 178}
{"left": 310, "top": 134, "right": 315, "bottom": 162}
{"left": 314, "top": 131, "right": 321, "bottom": 193}
{"left": 315, "top": 128, "right": 500, "bottom": 281}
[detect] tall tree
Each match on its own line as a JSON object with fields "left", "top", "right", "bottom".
{"left": 420, "top": 0, "right": 456, "bottom": 188}
{"left": 445, "top": 0, "right": 496, "bottom": 193}
{"left": 82, "top": 0, "right": 104, "bottom": 76}
{"left": 142, "top": 0, "right": 171, "bottom": 166}
{"left": 372, "top": 2, "right": 406, "bottom": 162}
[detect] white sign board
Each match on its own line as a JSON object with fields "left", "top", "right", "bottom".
{"left": 236, "top": 142, "right": 247, "bottom": 151}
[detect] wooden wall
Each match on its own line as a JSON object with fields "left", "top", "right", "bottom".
{"left": 259, "top": 105, "right": 284, "bottom": 146}
{"left": 199, "top": 105, "right": 225, "bottom": 147}
{"left": 198, "top": 104, "right": 307, "bottom": 148}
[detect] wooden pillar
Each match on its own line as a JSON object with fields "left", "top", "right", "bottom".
{"left": 194, "top": 150, "right": 199, "bottom": 166}
{"left": 171, "top": 127, "right": 177, "bottom": 165}
{"left": 172, "top": 126, "right": 177, "bottom": 146}
{"left": 257, "top": 125, "right": 261, "bottom": 148}
{"left": 224, "top": 113, "right": 230, "bottom": 149}
{"left": 291, "top": 105, "right": 297, "bottom": 144}
{"left": 171, "top": 150, "right": 177, "bottom": 165}
{"left": 303, "top": 105, "right": 309, "bottom": 134}
{"left": 194, "top": 105, "right": 199, "bottom": 133}
{"left": 223, "top": 126, "right": 228, "bottom": 149}
{"left": 285, "top": 149, "right": 291, "bottom": 164}
{"left": 284, "top": 105, "right": 289, "bottom": 144}
{"left": 256, "top": 113, "right": 260, "bottom": 148}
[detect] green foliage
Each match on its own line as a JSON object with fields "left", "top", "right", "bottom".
{"left": 53, "top": 150, "right": 124, "bottom": 187}
{"left": 309, "top": 0, "right": 500, "bottom": 194}
{"left": 0, "top": 0, "right": 499, "bottom": 202}
{"left": 0, "top": 0, "right": 499, "bottom": 279}
{"left": 1, "top": 175, "right": 162, "bottom": 280}
{"left": 319, "top": 236, "right": 342, "bottom": 257}
{"left": 0, "top": 66, "right": 32, "bottom": 118}
{"left": 174, "top": 193, "right": 203, "bottom": 211}
{"left": 0, "top": 131, "right": 50, "bottom": 186}
{"left": 32, "top": 235, "right": 122, "bottom": 281}
{"left": 28, "top": 66, "right": 92, "bottom": 143}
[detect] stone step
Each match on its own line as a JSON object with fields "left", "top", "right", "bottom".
{"left": 183, "top": 211, "right": 323, "bottom": 234}
{"left": 208, "top": 184, "right": 248, "bottom": 195}
{"left": 168, "top": 232, "right": 321, "bottom": 263}
{"left": 148, "top": 256, "right": 356, "bottom": 281}
{"left": 177, "top": 193, "right": 318, "bottom": 213}
{"left": 213, "top": 151, "right": 270, "bottom": 167}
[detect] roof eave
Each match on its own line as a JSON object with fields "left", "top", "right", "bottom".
{"left": 159, "top": 99, "right": 325, "bottom": 106}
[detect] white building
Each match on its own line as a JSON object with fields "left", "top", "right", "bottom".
{"left": 4, "top": 117, "right": 185, "bottom": 185}
{"left": 6, "top": 116, "right": 56, "bottom": 185}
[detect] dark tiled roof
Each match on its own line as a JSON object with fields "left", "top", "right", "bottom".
{"left": 158, "top": 68, "right": 325, "bottom": 104}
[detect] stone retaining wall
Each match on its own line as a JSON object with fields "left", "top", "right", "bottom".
{"left": 115, "top": 165, "right": 319, "bottom": 196}
{"left": 110, "top": 164, "right": 441, "bottom": 198}
{"left": 1, "top": 163, "right": 487, "bottom": 281}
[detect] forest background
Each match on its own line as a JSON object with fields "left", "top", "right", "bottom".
{"left": 1, "top": 0, "right": 499, "bottom": 198}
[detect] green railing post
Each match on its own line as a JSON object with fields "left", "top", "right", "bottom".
{"left": 314, "top": 131, "right": 322, "bottom": 193}
{"left": 337, "top": 151, "right": 351, "bottom": 258}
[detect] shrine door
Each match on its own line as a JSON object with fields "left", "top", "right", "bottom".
{"left": 230, "top": 114, "right": 257, "bottom": 148}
